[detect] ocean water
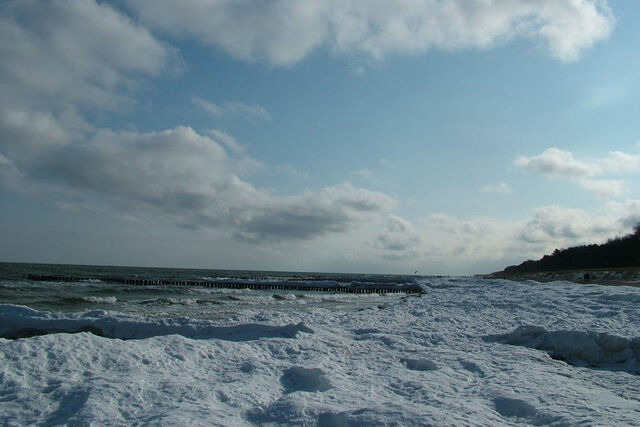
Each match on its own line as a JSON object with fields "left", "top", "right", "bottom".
{"left": 0, "top": 263, "right": 418, "bottom": 321}
{"left": 1, "top": 263, "right": 640, "bottom": 425}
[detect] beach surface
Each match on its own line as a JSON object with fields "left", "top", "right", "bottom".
{"left": 1, "top": 271, "right": 640, "bottom": 425}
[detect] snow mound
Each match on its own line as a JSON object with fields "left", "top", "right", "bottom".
{"left": 280, "top": 367, "right": 332, "bottom": 393}
{"left": 402, "top": 358, "right": 438, "bottom": 371}
{"left": 486, "top": 325, "right": 640, "bottom": 372}
{"left": 493, "top": 396, "right": 566, "bottom": 425}
{"left": 493, "top": 397, "right": 538, "bottom": 418}
{"left": 0, "top": 304, "right": 313, "bottom": 341}
{"left": 246, "top": 396, "right": 308, "bottom": 424}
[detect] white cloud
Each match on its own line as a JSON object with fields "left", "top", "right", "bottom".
{"left": 0, "top": 1, "right": 394, "bottom": 244}
{"left": 0, "top": 0, "right": 171, "bottom": 167}
{"left": 513, "top": 203, "right": 640, "bottom": 253}
{"left": 270, "top": 164, "right": 309, "bottom": 179}
{"left": 517, "top": 206, "right": 607, "bottom": 244}
{"left": 579, "top": 179, "right": 626, "bottom": 199}
{"left": 352, "top": 169, "right": 375, "bottom": 180}
{"left": 515, "top": 148, "right": 594, "bottom": 178}
{"left": 377, "top": 215, "right": 421, "bottom": 259}
{"left": 208, "top": 129, "right": 245, "bottom": 154}
{"left": 481, "top": 182, "right": 512, "bottom": 195}
{"left": 192, "top": 96, "right": 271, "bottom": 121}
{"left": 225, "top": 102, "right": 271, "bottom": 121}
{"left": 601, "top": 150, "right": 640, "bottom": 173}
{"left": 10, "top": 124, "right": 395, "bottom": 242}
{"left": 237, "top": 182, "right": 396, "bottom": 241}
{"left": 191, "top": 97, "right": 223, "bottom": 116}
{"left": 515, "top": 147, "right": 640, "bottom": 199}
{"left": 127, "top": 0, "right": 613, "bottom": 65}
{"left": 0, "top": 0, "right": 630, "bottom": 274}
{"left": 0, "top": 0, "right": 169, "bottom": 112}
{"left": 366, "top": 200, "right": 640, "bottom": 274}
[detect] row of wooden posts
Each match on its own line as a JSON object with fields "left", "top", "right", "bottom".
{"left": 27, "top": 274, "right": 422, "bottom": 294}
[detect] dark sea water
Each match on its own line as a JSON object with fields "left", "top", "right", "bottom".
{"left": 0, "top": 263, "right": 420, "bottom": 320}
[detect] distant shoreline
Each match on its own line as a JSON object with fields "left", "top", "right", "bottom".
{"left": 483, "top": 267, "right": 640, "bottom": 287}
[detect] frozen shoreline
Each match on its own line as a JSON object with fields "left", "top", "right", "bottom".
{"left": 1, "top": 277, "right": 640, "bottom": 425}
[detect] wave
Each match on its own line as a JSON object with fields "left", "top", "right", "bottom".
{"left": 138, "top": 297, "right": 201, "bottom": 306}
{"left": 0, "top": 304, "right": 313, "bottom": 341}
{"left": 81, "top": 296, "right": 117, "bottom": 304}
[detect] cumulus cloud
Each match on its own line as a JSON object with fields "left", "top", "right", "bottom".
{"left": 514, "top": 203, "right": 640, "bottom": 251}
{"left": 368, "top": 212, "right": 509, "bottom": 268}
{"left": 0, "top": 0, "right": 394, "bottom": 244}
{"left": 192, "top": 97, "right": 271, "bottom": 121}
{"left": 0, "top": 0, "right": 169, "bottom": 113}
{"left": 238, "top": 183, "right": 395, "bottom": 242}
{"left": 127, "top": 0, "right": 613, "bottom": 65}
{"left": 207, "top": 129, "right": 245, "bottom": 154}
{"left": 601, "top": 150, "right": 640, "bottom": 173}
{"left": 515, "top": 148, "right": 594, "bottom": 178}
{"left": 377, "top": 215, "right": 421, "bottom": 259}
{"left": 0, "top": 0, "right": 628, "bottom": 274}
{"left": 0, "top": 0, "right": 171, "bottom": 167}
{"left": 367, "top": 201, "right": 640, "bottom": 273}
{"left": 481, "top": 182, "right": 513, "bottom": 195}
{"left": 11, "top": 124, "right": 393, "bottom": 241}
{"left": 579, "top": 179, "right": 626, "bottom": 199}
{"left": 515, "top": 147, "right": 640, "bottom": 199}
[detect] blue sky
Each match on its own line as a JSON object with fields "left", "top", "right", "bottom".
{"left": 1, "top": 0, "right": 639, "bottom": 274}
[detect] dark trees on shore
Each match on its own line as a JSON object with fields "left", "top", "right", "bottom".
{"left": 504, "top": 225, "right": 640, "bottom": 274}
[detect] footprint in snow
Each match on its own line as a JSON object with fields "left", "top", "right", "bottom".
{"left": 402, "top": 358, "right": 438, "bottom": 371}
{"left": 459, "top": 360, "right": 485, "bottom": 377}
{"left": 352, "top": 328, "right": 380, "bottom": 335}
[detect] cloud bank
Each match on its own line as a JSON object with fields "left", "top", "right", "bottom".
{"left": 127, "top": 0, "right": 613, "bottom": 65}
{"left": 0, "top": 0, "right": 392, "bottom": 244}
{"left": 368, "top": 199, "right": 640, "bottom": 273}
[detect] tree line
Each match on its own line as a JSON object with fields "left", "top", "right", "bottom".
{"left": 504, "top": 224, "right": 640, "bottom": 274}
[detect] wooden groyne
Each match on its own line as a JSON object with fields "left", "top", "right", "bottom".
{"left": 27, "top": 274, "right": 423, "bottom": 294}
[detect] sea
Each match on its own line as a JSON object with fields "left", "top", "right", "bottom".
{"left": 0, "top": 262, "right": 420, "bottom": 322}
{"left": 2, "top": 262, "right": 640, "bottom": 425}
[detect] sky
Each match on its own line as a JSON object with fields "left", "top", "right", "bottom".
{"left": 1, "top": 0, "right": 640, "bottom": 275}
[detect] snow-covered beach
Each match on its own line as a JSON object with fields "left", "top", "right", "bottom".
{"left": 2, "top": 275, "right": 639, "bottom": 425}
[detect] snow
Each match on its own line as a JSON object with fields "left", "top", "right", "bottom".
{"left": 487, "top": 325, "right": 640, "bottom": 372}
{"left": 0, "top": 304, "right": 314, "bottom": 341}
{"left": 1, "top": 277, "right": 640, "bottom": 425}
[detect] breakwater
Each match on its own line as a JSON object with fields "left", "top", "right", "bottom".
{"left": 28, "top": 274, "right": 422, "bottom": 294}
